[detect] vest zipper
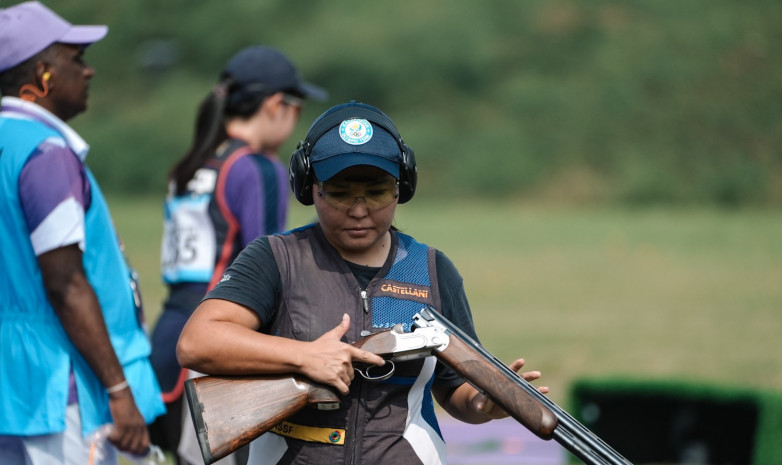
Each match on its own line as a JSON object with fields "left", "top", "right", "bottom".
{"left": 352, "top": 291, "right": 368, "bottom": 463}
{"left": 360, "top": 290, "right": 369, "bottom": 313}
{"left": 348, "top": 377, "right": 365, "bottom": 465}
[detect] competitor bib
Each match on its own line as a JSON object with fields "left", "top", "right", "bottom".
{"left": 161, "top": 192, "right": 216, "bottom": 284}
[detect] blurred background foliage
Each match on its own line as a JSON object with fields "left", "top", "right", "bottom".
{"left": 36, "top": 0, "right": 782, "bottom": 207}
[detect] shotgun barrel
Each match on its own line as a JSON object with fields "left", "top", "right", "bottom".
{"left": 414, "top": 307, "right": 633, "bottom": 465}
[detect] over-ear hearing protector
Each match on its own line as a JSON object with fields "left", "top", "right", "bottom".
{"left": 289, "top": 101, "right": 417, "bottom": 206}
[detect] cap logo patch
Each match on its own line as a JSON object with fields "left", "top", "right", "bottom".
{"left": 339, "top": 119, "right": 373, "bottom": 145}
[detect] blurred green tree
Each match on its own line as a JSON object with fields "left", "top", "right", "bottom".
{"left": 34, "top": 0, "right": 782, "bottom": 207}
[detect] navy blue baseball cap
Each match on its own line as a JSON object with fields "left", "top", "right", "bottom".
{"left": 222, "top": 46, "right": 327, "bottom": 101}
{"left": 310, "top": 116, "right": 402, "bottom": 182}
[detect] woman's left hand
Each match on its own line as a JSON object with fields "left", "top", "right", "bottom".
{"left": 471, "top": 358, "right": 550, "bottom": 420}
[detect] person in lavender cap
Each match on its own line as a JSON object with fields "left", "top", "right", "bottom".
{"left": 0, "top": 2, "right": 165, "bottom": 464}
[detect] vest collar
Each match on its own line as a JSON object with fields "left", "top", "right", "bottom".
{"left": 0, "top": 96, "right": 90, "bottom": 161}
{"left": 312, "top": 223, "right": 399, "bottom": 282}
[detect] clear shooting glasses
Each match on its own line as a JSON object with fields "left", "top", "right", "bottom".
{"left": 316, "top": 178, "right": 399, "bottom": 211}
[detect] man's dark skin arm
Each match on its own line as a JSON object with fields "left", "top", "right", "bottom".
{"left": 38, "top": 244, "right": 149, "bottom": 455}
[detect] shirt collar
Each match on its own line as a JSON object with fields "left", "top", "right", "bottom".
{"left": 0, "top": 96, "right": 90, "bottom": 161}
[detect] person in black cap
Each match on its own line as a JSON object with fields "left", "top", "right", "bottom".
{"left": 149, "top": 45, "right": 327, "bottom": 465}
{"left": 176, "top": 101, "right": 547, "bottom": 465}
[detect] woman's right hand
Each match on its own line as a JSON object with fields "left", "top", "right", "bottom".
{"left": 300, "top": 314, "right": 385, "bottom": 394}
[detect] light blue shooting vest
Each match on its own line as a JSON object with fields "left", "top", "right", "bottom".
{"left": 0, "top": 115, "right": 165, "bottom": 436}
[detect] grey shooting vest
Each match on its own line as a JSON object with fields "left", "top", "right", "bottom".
{"left": 266, "top": 224, "right": 447, "bottom": 465}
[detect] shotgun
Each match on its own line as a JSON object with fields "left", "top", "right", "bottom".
{"left": 185, "top": 308, "right": 633, "bottom": 465}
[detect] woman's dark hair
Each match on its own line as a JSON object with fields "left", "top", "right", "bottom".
{"left": 167, "top": 73, "right": 272, "bottom": 195}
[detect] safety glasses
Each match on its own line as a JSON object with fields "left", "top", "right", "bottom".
{"left": 317, "top": 178, "right": 399, "bottom": 211}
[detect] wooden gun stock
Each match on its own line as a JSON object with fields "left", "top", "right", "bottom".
{"left": 185, "top": 375, "right": 338, "bottom": 464}
{"left": 183, "top": 326, "right": 441, "bottom": 464}
{"left": 436, "top": 335, "right": 559, "bottom": 439}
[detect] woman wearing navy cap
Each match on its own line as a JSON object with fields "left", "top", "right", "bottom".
{"left": 149, "top": 45, "right": 327, "bottom": 465}
{"left": 177, "top": 101, "right": 547, "bottom": 465}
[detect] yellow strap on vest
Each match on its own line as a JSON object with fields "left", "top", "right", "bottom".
{"left": 270, "top": 421, "right": 346, "bottom": 445}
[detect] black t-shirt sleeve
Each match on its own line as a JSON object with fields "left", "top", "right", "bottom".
{"left": 432, "top": 249, "right": 479, "bottom": 391}
{"left": 204, "top": 236, "right": 281, "bottom": 326}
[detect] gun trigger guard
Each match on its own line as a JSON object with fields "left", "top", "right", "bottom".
{"left": 356, "top": 361, "right": 395, "bottom": 382}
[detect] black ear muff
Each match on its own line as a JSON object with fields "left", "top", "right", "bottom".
{"left": 288, "top": 101, "right": 417, "bottom": 205}
{"left": 397, "top": 144, "right": 417, "bottom": 204}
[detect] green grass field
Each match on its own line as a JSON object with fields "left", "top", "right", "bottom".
{"left": 110, "top": 195, "right": 781, "bottom": 407}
